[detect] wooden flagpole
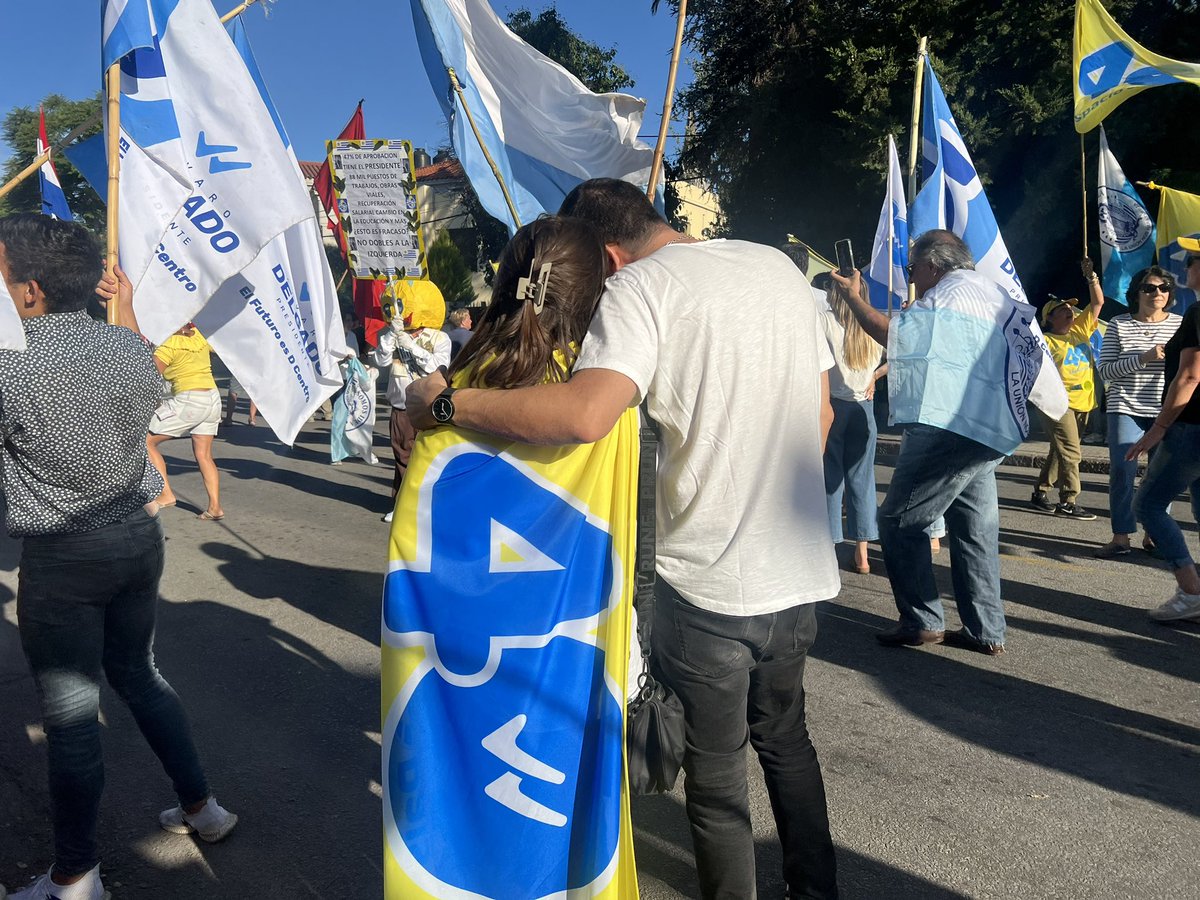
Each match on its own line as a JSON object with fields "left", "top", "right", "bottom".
{"left": 905, "top": 36, "right": 928, "bottom": 307}
{"left": 887, "top": 136, "right": 895, "bottom": 318}
{"left": 105, "top": 63, "right": 122, "bottom": 325}
{"left": 1080, "top": 134, "right": 1088, "bottom": 257}
{"left": 647, "top": 0, "right": 688, "bottom": 200}
{"left": 447, "top": 67, "right": 522, "bottom": 230}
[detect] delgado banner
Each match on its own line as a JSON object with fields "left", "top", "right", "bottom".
{"left": 382, "top": 408, "right": 641, "bottom": 899}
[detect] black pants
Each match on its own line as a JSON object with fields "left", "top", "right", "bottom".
{"left": 653, "top": 579, "right": 838, "bottom": 899}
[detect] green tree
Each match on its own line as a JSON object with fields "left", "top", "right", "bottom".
{"left": 0, "top": 92, "right": 105, "bottom": 231}
{"left": 662, "top": 0, "right": 1200, "bottom": 301}
{"left": 507, "top": 7, "right": 634, "bottom": 93}
{"left": 427, "top": 229, "right": 476, "bottom": 307}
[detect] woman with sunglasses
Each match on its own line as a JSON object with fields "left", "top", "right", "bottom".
{"left": 1127, "top": 242, "right": 1200, "bottom": 622}
{"left": 1094, "top": 266, "right": 1182, "bottom": 558}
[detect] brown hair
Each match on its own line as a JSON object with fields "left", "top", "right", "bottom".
{"left": 448, "top": 216, "right": 607, "bottom": 389}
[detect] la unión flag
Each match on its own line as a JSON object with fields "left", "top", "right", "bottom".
{"left": 1096, "top": 126, "right": 1155, "bottom": 305}
{"left": 382, "top": 395, "right": 640, "bottom": 898}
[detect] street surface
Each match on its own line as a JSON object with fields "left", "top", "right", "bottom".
{"left": 1, "top": 409, "right": 1196, "bottom": 899}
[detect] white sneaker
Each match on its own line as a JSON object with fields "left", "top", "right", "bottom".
{"left": 381, "top": 510, "right": 394, "bottom": 523}
{"left": 1148, "top": 590, "right": 1200, "bottom": 622}
{"left": 159, "top": 796, "right": 238, "bottom": 842}
{"left": 7, "top": 865, "right": 109, "bottom": 900}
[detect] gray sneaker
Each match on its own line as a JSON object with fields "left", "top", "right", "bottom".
{"left": 1148, "top": 590, "right": 1200, "bottom": 622}
{"left": 159, "top": 797, "right": 238, "bottom": 843}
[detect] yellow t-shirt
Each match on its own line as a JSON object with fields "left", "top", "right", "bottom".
{"left": 154, "top": 331, "right": 217, "bottom": 394}
{"left": 1043, "top": 309, "right": 1099, "bottom": 412}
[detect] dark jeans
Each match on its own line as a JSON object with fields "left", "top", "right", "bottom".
{"left": 18, "top": 509, "right": 210, "bottom": 876}
{"left": 653, "top": 579, "right": 837, "bottom": 899}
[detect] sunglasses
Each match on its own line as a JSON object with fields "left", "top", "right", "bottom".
{"left": 1139, "top": 283, "right": 1172, "bottom": 294}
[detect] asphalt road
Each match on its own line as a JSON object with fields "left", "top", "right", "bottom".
{"left": 1, "top": 412, "right": 1196, "bottom": 899}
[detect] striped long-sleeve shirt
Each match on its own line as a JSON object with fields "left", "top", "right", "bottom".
{"left": 1096, "top": 312, "right": 1183, "bottom": 417}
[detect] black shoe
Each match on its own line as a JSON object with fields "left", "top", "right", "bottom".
{"left": 1030, "top": 490, "right": 1055, "bottom": 512}
{"left": 1055, "top": 501, "right": 1097, "bottom": 520}
{"left": 875, "top": 625, "right": 945, "bottom": 647}
{"left": 945, "top": 628, "right": 1005, "bottom": 656}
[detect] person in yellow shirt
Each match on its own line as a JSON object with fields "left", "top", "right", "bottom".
{"left": 1031, "top": 260, "right": 1105, "bottom": 519}
{"left": 147, "top": 323, "right": 224, "bottom": 520}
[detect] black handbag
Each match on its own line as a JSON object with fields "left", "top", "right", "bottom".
{"left": 626, "top": 412, "right": 686, "bottom": 796}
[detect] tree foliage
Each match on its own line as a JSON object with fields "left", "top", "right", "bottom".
{"left": 0, "top": 93, "right": 105, "bottom": 231}
{"left": 666, "top": 0, "right": 1200, "bottom": 301}
{"left": 507, "top": 7, "right": 635, "bottom": 93}
{"left": 427, "top": 229, "right": 476, "bottom": 307}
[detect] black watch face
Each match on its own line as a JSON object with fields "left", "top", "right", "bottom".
{"left": 432, "top": 395, "right": 455, "bottom": 423}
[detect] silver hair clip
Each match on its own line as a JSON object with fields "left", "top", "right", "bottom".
{"left": 516, "top": 261, "right": 553, "bottom": 315}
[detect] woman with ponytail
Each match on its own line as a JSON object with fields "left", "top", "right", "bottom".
{"left": 820, "top": 275, "right": 886, "bottom": 574}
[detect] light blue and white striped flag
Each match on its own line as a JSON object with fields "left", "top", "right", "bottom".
{"left": 411, "top": 0, "right": 655, "bottom": 234}
{"left": 909, "top": 59, "right": 1027, "bottom": 304}
{"left": 1097, "top": 125, "right": 1155, "bottom": 305}
{"left": 865, "top": 135, "right": 908, "bottom": 312}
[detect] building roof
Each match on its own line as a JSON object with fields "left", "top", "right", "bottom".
{"left": 297, "top": 157, "right": 465, "bottom": 184}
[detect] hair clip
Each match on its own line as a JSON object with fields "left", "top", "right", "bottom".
{"left": 516, "top": 261, "right": 553, "bottom": 316}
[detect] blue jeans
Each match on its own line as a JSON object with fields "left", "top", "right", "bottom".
{"left": 653, "top": 580, "right": 837, "bottom": 899}
{"left": 824, "top": 397, "right": 879, "bottom": 542}
{"left": 879, "top": 425, "right": 1006, "bottom": 645}
{"left": 1107, "top": 413, "right": 1157, "bottom": 536}
{"left": 18, "top": 510, "right": 210, "bottom": 876}
{"left": 1134, "top": 422, "right": 1200, "bottom": 571}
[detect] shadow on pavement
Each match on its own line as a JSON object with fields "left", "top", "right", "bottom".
{"left": 813, "top": 602, "right": 1200, "bottom": 820}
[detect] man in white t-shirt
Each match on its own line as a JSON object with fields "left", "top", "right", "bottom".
{"left": 408, "top": 179, "right": 841, "bottom": 899}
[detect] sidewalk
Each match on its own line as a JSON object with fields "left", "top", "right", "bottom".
{"left": 875, "top": 432, "right": 1121, "bottom": 474}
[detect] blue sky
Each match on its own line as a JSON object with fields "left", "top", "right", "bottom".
{"left": 1, "top": 0, "right": 691, "bottom": 167}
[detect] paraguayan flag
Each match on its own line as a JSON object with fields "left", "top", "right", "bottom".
{"left": 411, "top": 0, "right": 655, "bottom": 234}
{"left": 864, "top": 135, "right": 908, "bottom": 313}
{"left": 909, "top": 58, "right": 1027, "bottom": 305}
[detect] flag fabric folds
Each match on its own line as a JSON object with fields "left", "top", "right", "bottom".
{"left": 1154, "top": 184, "right": 1200, "bottom": 312}
{"left": 865, "top": 135, "right": 908, "bottom": 312}
{"left": 100, "top": 0, "right": 319, "bottom": 344}
{"left": 382, "top": 405, "right": 641, "bottom": 899}
{"left": 37, "top": 109, "right": 73, "bottom": 221}
{"left": 410, "top": 0, "right": 655, "bottom": 234}
{"left": 888, "top": 271, "right": 1068, "bottom": 456}
{"left": 1096, "top": 126, "right": 1154, "bottom": 305}
{"left": 1073, "top": 0, "right": 1200, "bottom": 134}
{"left": 909, "top": 58, "right": 1026, "bottom": 304}
{"left": 330, "top": 357, "right": 378, "bottom": 465}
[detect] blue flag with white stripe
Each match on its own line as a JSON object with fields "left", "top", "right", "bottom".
{"left": 865, "top": 135, "right": 907, "bottom": 312}
{"left": 909, "top": 58, "right": 1027, "bottom": 304}
{"left": 410, "top": 0, "right": 655, "bottom": 234}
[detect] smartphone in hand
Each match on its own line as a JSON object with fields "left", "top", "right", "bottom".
{"left": 834, "top": 239, "right": 854, "bottom": 277}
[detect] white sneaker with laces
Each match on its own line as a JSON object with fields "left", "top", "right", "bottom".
{"left": 7, "top": 865, "right": 109, "bottom": 900}
{"left": 1148, "top": 589, "right": 1200, "bottom": 622}
{"left": 159, "top": 796, "right": 238, "bottom": 843}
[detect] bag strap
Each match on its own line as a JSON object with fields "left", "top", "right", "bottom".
{"left": 634, "top": 403, "right": 658, "bottom": 673}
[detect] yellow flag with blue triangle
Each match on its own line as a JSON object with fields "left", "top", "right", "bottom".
{"left": 382, "top": 389, "right": 640, "bottom": 898}
{"left": 1074, "top": 0, "right": 1200, "bottom": 133}
{"left": 1153, "top": 184, "right": 1200, "bottom": 309}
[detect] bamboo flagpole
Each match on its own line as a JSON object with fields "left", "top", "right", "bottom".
{"left": 647, "top": 0, "right": 688, "bottom": 200}
{"left": 905, "top": 36, "right": 928, "bottom": 307}
{"left": 104, "top": 63, "right": 122, "bottom": 325}
{"left": 447, "top": 67, "right": 522, "bottom": 230}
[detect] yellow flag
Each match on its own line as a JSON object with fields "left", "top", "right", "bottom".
{"left": 382, "top": 393, "right": 640, "bottom": 898}
{"left": 1153, "top": 185, "right": 1200, "bottom": 299}
{"left": 1073, "top": 0, "right": 1200, "bottom": 133}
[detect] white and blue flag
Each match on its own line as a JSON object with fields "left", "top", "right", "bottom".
{"left": 865, "top": 135, "right": 907, "bottom": 312}
{"left": 100, "top": 0, "right": 346, "bottom": 443}
{"left": 37, "top": 109, "right": 73, "bottom": 221}
{"left": 909, "top": 58, "right": 1026, "bottom": 304}
{"left": 1097, "top": 126, "right": 1154, "bottom": 305}
{"left": 411, "top": 0, "right": 655, "bottom": 234}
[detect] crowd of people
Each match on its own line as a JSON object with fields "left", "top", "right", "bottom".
{"left": 0, "top": 178, "right": 1197, "bottom": 898}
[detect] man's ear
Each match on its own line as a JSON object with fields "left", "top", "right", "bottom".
{"left": 604, "top": 243, "right": 628, "bottom": 275}
{"left": 16, "top": 279, "right": 42, "bottom": 312}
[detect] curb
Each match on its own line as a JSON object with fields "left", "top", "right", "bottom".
{"left": 874, "top": 435, "right": 1134, "bottom": 476}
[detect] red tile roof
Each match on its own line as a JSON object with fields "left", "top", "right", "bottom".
{"left": 297, "top": 157, "right": 465, "bottom": 183}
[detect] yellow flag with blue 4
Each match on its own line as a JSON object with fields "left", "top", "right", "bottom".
{"left": 382, "top": 397, "right": 640, "bottom": 899}
{"left": 1073, "top": 0, "right": 1200, "bottom": 133}
{"left": 1153, "top": 184, "right": 1200, "bottom": 311}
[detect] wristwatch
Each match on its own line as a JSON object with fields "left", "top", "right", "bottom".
{"left": 431, "top": 387, "right": 458, "bottom": 424}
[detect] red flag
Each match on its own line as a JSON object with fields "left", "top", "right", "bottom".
{"left": 317, "top": 101, "right": 386, "bottom": 345}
